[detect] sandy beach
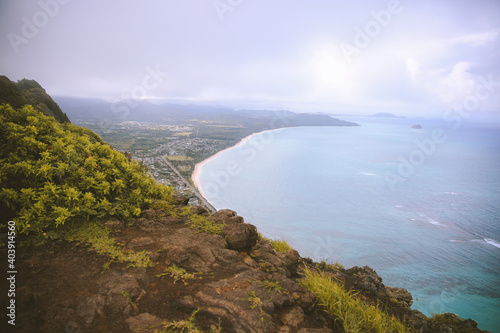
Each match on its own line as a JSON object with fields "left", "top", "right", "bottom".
{"left": 191, "top": 128, "right": 282, "bottom": 204}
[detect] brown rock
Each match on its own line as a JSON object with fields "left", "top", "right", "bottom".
{"left": 276, "top": 249, "right": 301, "bottom": 276}
{"left": 386, "top": 286, "right": 413, "bottom": 308}
{"left": 224, "top": 222, "right": 258, "bottom": 252}
{"left": 140, "top": 209, "right": 166, "bottom": 219}
{"left": 126, "top": 236, "right": 155, "bottom": 249}
{"left": 192, "top": 205, "right": 210, "bottom": 216}
{"left": 125, "top": 313, "right": 163, "bottom": 333}
{"left": 75, "top": 295, "right": 105, "bottom": 326}
{"left": 209, "top": 209, "right": 245, "bottom": 225}
{"left": 345, "top": 265, "right": 387, "bottom": 297}
{"left": 281, "top": 306, "right": 305, "bottom": 327}
{"left": 103, "top": 219, "right": 124, "bottom": 232}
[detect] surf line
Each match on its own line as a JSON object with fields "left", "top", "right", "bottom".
{"left": 193, "top": 128, "right": 284, "bottom": 203}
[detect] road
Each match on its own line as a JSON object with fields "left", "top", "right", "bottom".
{"left": 159, "top": 156, "right": 217, "bottom": 214}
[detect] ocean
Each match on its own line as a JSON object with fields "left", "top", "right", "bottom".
{"left": 194, "top": 116, "right": 500, "bottom": 332}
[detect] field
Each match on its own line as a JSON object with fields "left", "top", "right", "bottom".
{"left": 166, "top": 155, "right": 193, "bottom": 162}
{"left": 174, "top": 132, "right": 192, "bottom": 137}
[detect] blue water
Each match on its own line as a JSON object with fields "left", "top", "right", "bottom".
{"left": 196, "top": 117, "right": 500, "bottom": 332}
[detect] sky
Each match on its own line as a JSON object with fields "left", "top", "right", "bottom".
{"left": 1, "top": 0, "right": 500, "bottom": 120}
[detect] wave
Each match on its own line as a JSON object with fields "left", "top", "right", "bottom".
{"left": 459, "top": 228, "right": 500, "bottom": 249}
{"left": 451, "top": 236, "right": 500, "bottom": 249}
{"left": 360, "top": 172, "right": 377, "bottom": 176}
{"left": 483, "top": 238, "right": 500, "bottom": 249}
{"left": 414, "top": 213, "right": 447, "bottom": 227}
{"left": 427, "top": 217, "right": 443, "bottom": 226}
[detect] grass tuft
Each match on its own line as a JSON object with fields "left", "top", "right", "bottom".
{"left": 64, "top": 221, "right": 154, "bottom": 268}
{"left": 247, "top": 291, "right": 266, "bottom": 322}
{"left": 186, "top": 214, "right": 225, "bottom": 236}
{"left": 269, "top": 239, "right": 293, "bottom": 253}
{"left": 258, "top": 234, "right": 293, "bottom": 253}
{"left": 300, "top": 268, "right": 407, "bottom": 333}
{"left": 156, "top": 264, "right": 203, "bottom": 285}
{"left": 158, "top": 308, "right": 222, "bottom": 333}
{"left": 259, "top": 280, "right": 288, "bottom": 294}
{"left": 318, "top": 259, "right": 344, "bottom": 272}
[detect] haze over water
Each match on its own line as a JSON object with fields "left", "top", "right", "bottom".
{"left": 196, "top": 117, "right": 500, "bottom": 332}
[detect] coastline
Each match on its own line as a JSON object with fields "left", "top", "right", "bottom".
{"left": 191, "top": 128, "right": 284, "bottom": 207}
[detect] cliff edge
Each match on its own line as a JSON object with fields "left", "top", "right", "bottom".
{"left": 7, "top": 206, "right": 489, "bottom": 333}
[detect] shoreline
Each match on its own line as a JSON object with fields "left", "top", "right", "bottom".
{"left": 191, "top": 128, "right": 284, "bottom": 207}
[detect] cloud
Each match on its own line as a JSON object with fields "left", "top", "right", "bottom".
{"left": 450, "top": 29, "right": 499, "bottom": 47}
{"left": 437, "top": 62, "right": 476, "bottom": 105}
{"left": 0, "top": 0, "right": 499, "bottom": 117}
{"left": 406, "top": 58, "right": 420, "bottom": 82}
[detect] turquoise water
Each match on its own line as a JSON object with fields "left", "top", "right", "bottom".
{"left": 196, "top": 117, "right": 500, "bottom": 332}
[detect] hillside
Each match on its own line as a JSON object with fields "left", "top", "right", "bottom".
{"left": 0, "top": 84, "right": 490, "bottom": 332}
{"left": 0, "top": 76, "right": 70, "bottom": 124}
{"left": 54, "top": 96, "right": 359, "bottom": 128}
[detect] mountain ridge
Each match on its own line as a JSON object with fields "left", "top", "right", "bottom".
{"left": 0, "top": 75, "right": 70, "bottom": 124}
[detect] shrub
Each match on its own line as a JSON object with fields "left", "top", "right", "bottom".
{"left": 0, "top": 104, "right": 174, "bottom": 234}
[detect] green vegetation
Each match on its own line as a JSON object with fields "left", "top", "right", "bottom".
{"left": 258, "top": 233, "right": 293, "bottom": 253}
{"left": 318, "top": 259, "right": 344, "bottom": 272}
{"left": 174, "top": 132, "right": 193, "bottom": 137}
{"left": 246, "top": 291, "right": 266, "bottom": 322}
{"left": 0, "top": 104, "right": 175, "bottom": 236}
{"left": 186, "top": 213, "right": 225, "bottom": 236}
{"left": 0, "top": 76, "right": 70, "bottom": 123}
{"left": 429, "top": 313, "right": 479, "bottom": 332}
{"left": 269, "top": 239, "right": 293, "bottom": 253}
{"left": 66, "top": 222, "right": 154, "bottom": 269}
{"left": 259, "top": 280, "right": 288, "bottom": 294}
{"left": 157, "top": 309, "right": 222, "bottom": 333}
{"left": 156, "top": 264, "right": 203, "bottom": 285}
{"left": 120, "top": 291, "right": 138, "bottom": 311}
{"left": 300, "top": 268, "right": 407, "bottom": 333}
{"left": 166, "top": 155, "right": 193, "bottom": 162}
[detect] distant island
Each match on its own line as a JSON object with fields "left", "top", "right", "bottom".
{"left": 368, "top": 112, "right": 405, "bottom": 119}
{"left": 411, "top": 124, "right": 422, "bottom": 129}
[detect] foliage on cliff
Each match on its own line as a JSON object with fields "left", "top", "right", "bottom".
{"left": 0, "top": 103, "right": 174, "bottom": 235}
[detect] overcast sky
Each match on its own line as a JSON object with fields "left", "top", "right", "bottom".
{"left": 1, "top": 0, "right": 499, "bottom": 119}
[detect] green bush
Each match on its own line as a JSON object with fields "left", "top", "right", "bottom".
{"left": 0, "top": 104, "right": 174, "bottom": 234}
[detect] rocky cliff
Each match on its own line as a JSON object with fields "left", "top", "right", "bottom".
{"left": 10, "top": 205, "right": 489, "bottom": 333}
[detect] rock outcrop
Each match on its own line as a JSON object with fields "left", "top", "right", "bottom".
{"left": 10, "top": 205, "right": 490, "bottom": 333}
